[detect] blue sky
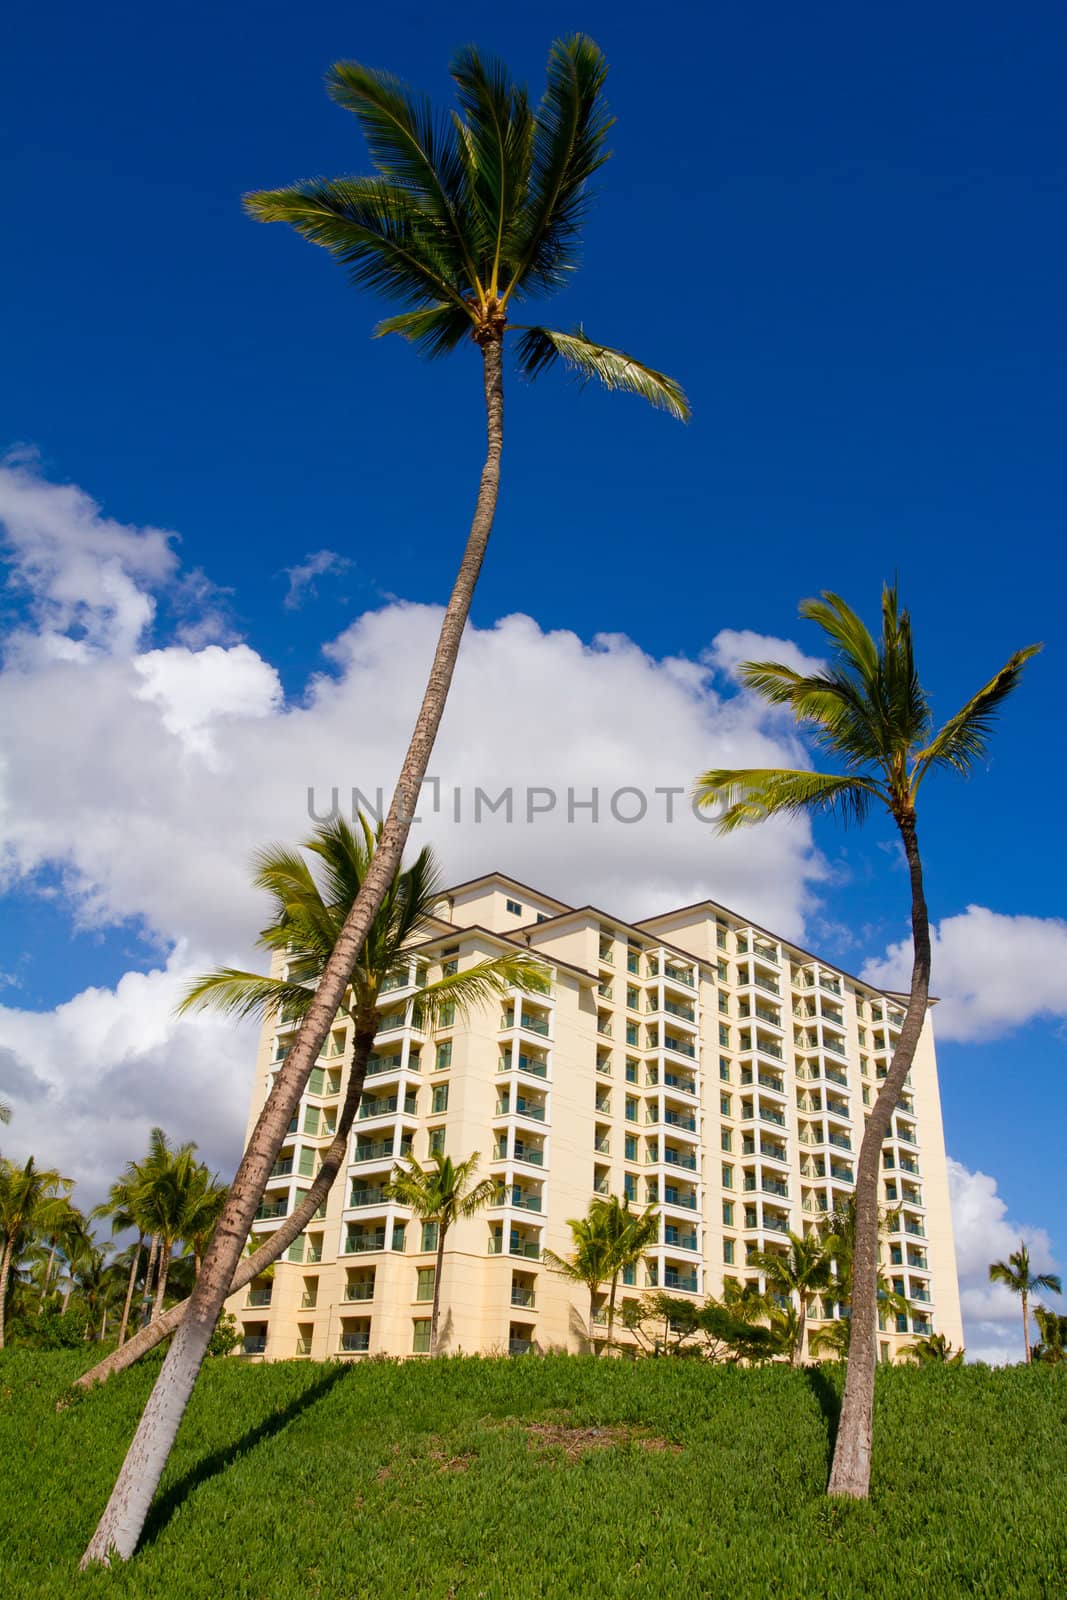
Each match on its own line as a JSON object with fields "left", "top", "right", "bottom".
{"left": 1, "top": 0, "right": 1064, "bottom": 1357}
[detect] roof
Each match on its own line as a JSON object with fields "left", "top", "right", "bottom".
{"left": 407, "top": 922, "right": 598, "bottom": 986}
{"left": 441, "top": 871, "right": 574, "bottom": 914}
{"left": 512, "top": 904, "right": 716, "bottom": 974}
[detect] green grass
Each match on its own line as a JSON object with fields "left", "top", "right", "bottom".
{"left": 2, "top": 1351, "right": 1065, "bottom": 1599}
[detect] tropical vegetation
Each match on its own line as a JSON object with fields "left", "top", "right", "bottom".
{"left": 543, "top": 1196, "right": 659, "bottom": 1348}
{"left": 694, "top": 584, "right": 1038, "bottom": 1497}
{"left": 385, "top": 1151, "right": 496, "bottom": 1355}
{"left": 83, "top": 36, "right": 686, "bottom": 1565}
{"left": 988, "top": 1241, "right": 1062, "bottom": 1364}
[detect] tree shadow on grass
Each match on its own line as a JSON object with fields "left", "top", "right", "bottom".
{"left": 804, "top": 1365, "right": 842, "bottom": 1477}
{"left": 141, "top": 1364, "right": 352, "bottom": 1547}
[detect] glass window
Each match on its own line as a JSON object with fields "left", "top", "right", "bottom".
{"left": 506, "top": 899, "right": 522, "bottom": 916}
{"left": 722, "top": 1163, "right": 734, "bottom": 1188}
{"left": 626, "top": 985, "right": 639, "bottom": 1010}
{"left": 432, "top": 1083, "right": 449, "bottom": 1114}
{"left": 624, "top": 1134, "right": 637, "bottom": 1161}
{"left": 435, "top": 1041, "right": 452, "bottom": 1071}
{"left": 625, "top": 1097, "right": 638, "bottom": 1122}
{"left": 720, "top": 1093, "right": 731, "bottom": 1116}
{"left": 723, "top": 1238, "right": 735, "bottom": 1265}
{"left": 412, "top": 1319, "right": 431, "bottom": 1354}
{"left": 421, "top": 1221, "right": 439, "bottom": 1253}
{"left": 722, "top": 1201, "right": 734, "bottom": 1226}
{"left": 719, "top": 1024, "right": 730, "bottom": 1048}
{"left": 721, "top": 1129, "right": 732, "bottom": 1152}
{"left": 307, "top": 1067, "right": 325, "bottom": 1096}
{"left": 391, "top": 1222, "right": 407, "bottom": 1253}
{"left": 428, "top": 1126, "right": 445, "bottom": 1155}
{"left": 416, "top": 1267, "right": 435, "bottom": 1301}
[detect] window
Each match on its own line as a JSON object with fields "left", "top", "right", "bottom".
{"left": 438, "top": 1002, "right": 455, "bottom": 1028}
{"left": 506, "top": 898, "right": 523, "bottom": 915}
{"left": 442, "top": 959, "right": 458, "bottom": 977}
{"left": 626, "top": 1058, "right": 639, "bottom": 1083}
{"left": 622, "top": 1263, "right": 636, "bottom": 1286}
{"left": 626, "top": 985, "right": 639, "bottom": 1010}
{"left": 391, "top": 1222, "right": 407, "bottom": 1253}
{"left": 719, "top": 1057, "right": 731, "bottom": 1082}
{"left": 307, "top": 1067, "right": 325, "bottom": 1096}
{"left": 536, "top": 913, "right": 549, "bottom": 924}
{"left": 718, "top": 992, "right": 730, "bottom": 1014}
{"left": 435, "top": 1041, "right": 452, "bottom": 1071}
{"left": 416, "top": 1267, "right": 435, "bottom": 1301}
{"left": 428, "top": 1126, "right": 445, "bottom": 1155}
{"left": 303, "top": 1106, "right": 319, "bottom": 1135}
{"left": 717, "top": 960, "right": 728, "bottom": 981}
{"left": 421, "top": 1221, "right": 439, "bottom": 1253}
{"left": 412, "top": 1319, "right": 432, "bottom": 1354}
{"left": 625, "top": 1097, "right": 638, "bottom": 1122}
{"left": 722, "top": 1201, "right": 734, "bottom": 1226}
{"left": 721, "top": 1129, "right": 732, "bottom": 1152}
{"left": 862, "top": 1085, "right": 871, "bottom": 1106}
{"left": 432, "top": 1083, "right": 449, "bottom": 1114}
{"left": 624, "top": 1134, "right": 637, "bottom": 1161}
{"left": 287, "top": 1238, "right": 304, "bottom": 1263}
{"left": 719, "top": 1024, "right": 730, "bottom": 1048}
{"left": 720, "top": 1093, "right": 732, "bottom": 1117}
{"left": 723, "top": 1238, "right": 735, "bottom": 1265}
{"left": 722, "top": 1163, "right": 734, "bottom": 1188}
{"left": 623, "top": 1173, "right": 636, "bottom": 1201}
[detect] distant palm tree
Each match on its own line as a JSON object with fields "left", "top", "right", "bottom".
{"left": 594, "top": 1195, "right": 659, "bottom": 1347}
{"left": 77, "top": 819, "right": 539, "bottom": 1392}
{"left": 385, "top": 1152, "right": 496, "bottom": 1355}
{"left": 36, "top": 1199, "right": 89, "bottom": 1315}
{"left": 84, "top": 37, "right": 689, "bottom": 1567}
{"left": 92, "top": 1176, "right": 148, "bottom": 1348}
{"left": 0, "top": 1157, "right": 72, "bottom": 1348}
{"left": 1033, "top": 1305, "right": 1067, "bottom": 1365}
{"left": 903, "top": 1331, "right": 963, "bottom": 1366}
{"left": 543, "top": 1209, "right": 618, "bottom": 1349}
{"left": 695, "top": 585, "right": 1038, "bottom": 1497}
{"left": 750, "top": 1232, "right": 835, "bottom": 1366}
{"left": 989, "top": 1242, "right": 1062, "bottom": 1364}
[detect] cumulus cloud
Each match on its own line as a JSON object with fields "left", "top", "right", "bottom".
{"left": 948, "top": 1158, "right": 1062, "bottom": 1363}
{"left": 283, "top": 549, "right": 351, "bottom": 610}
{"left": 705, "top": 627, "right": 825, "bottom": 682}
{"left": 862, "top": 905, "right": 1067, "bottom": 1042}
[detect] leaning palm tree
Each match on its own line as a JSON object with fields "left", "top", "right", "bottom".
{"left": 76, "top": 816, "right": 541, "bottom": 1393}
{"left": 594, "top": 1195, "right": 660, "bottom": 1347}
{"left": 695, "top": 585, "right": 1038, "bottom": 1498}
{"left": 83, "top": 51, "right": 685, "bottom": 1556}
{"left": 750, "top": 1231, "right": 835, "bottom": 1366}
{"left": 385, "top": 1151, "right": 496, "bottom": 1355}
{"left": 0, "top": 1157, "right": 72, "bottom": 1349}
{"left": 543, "top": 1201, "right": 619, "bottom": 1349}
{"left": 989, "top": 1242, "right": 1062, "bottom": 1364}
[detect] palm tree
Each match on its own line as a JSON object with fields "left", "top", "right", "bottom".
{"left": 76, "top": 817, "right": 540, "bottom": 1393}
{"left": 594, "top": 1195, "right": 660, "bottom": 1347}
{"left": 695, "top": 585, "right": 1038, "bottom": 1497}
{"left": 36, "top": 1199, "right": 89, "bottom": 1315}
{"left": 385, "top": 1151, "right": 496, "bottom": 1355}
{"left": 903, "top": 1331, "right": 963, "bottom": 1366}
{"left": 82, "top": 39, "right": 687, "bottom": 1565}
{"left": 750, "top": 1231, "right": 835, "bottom": 1366}
{"left": 92, "top": 1176, "right": 148, "bottom": 1348}
{"left": 0, "top": 1157, "right": 72, "bottom": 1348}
{"left": 543, "top": 1208, "right": 618, "bottom": 1349}
{"left": 1033, "top": 1305, "right": 1067, "bottom": 1365}
{"left": 989, "top": 1242, "right": 1062, "bottom": 1364}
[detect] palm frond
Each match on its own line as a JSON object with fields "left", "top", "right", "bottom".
{"left": 694, "top": 767, "right": 881, "bottom": 832}
{"left": 449, "top": 46, "right": 532, "bottom": 292}
{"left": 505, "top": 35, "right": 613, "bottom": 301}
{"left": 513, "top": 325, "right": 689, "bottom": 420}
{"left": 412, "top": 955, "right": 549, "bottom": 1031}
{"left": 244, "top": 178, "right": 473, "bottom": 316}
{"left": 175, "top": 970, "right": 314, "bottom": 1024}
{"left": 912, "top": 643, "right": 1042, "bottom": 785}
{"left": 325, "top": 61, "right": 477, "bottom": 289}
{"left": 373, "top": 303, "right": 473, "bottom": 356}
{"left": 799, "top": 592, "right": 880, "bottom": 682}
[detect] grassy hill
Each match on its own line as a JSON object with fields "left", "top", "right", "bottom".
{"left": 2, "top": 1350, "right": 1065, "bottom": 1599}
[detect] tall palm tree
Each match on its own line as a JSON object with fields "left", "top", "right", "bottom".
{"left": 76, "top": 817, "right": 541, "bottom": 1393}
{"left": 92, "top": 1176, "right": 148, "bottom": 1349}
{"left": 83, "top": 39, "right": 687, "bottom": 1565}
{"left": 36, "top": 1199, "right": 88, "bottom": 1315}
{"left": 83, "top": 38, "right": 687, "bottom": 1566}
{"left": 989, "top": 1242, "right": 1062, "bottom": 1364}
{"left": 695, "top": 585, "right": 1038, "bottom": 1497}
{"left": 385, "top": 1151, "right": 496, "bottom": 1355}
{"left": 594, "top": 1195, "right": 660, "bottom": 1347}
{"left": 750, "top": 1231, "right": 835, "bottom": 1366}
{"left": 0, "top": 1157, "right": 72, "bottom": 1349}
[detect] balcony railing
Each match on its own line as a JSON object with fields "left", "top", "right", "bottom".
{"left": 349, "top": 1185, "right": 388, "bottom": 1207}
{"left": 510, "top": 1286, "right": 536, "bottom": 1308}
{"left": 661, "top": 1149, "right": 698, "bottom": 1171}
{"left": 663, "top": 1034, "right": 696, "bottom": 1059}
{"left": 488, "top": 1236, "right": 541, "bottom": 1260}
{"left": 339, "top": 1331, "right": 370, "bottom": 1353}
{"left": 664, "top": 1269, "right": 698, "bottom": 1293}
{"left": 663, "top": 1228, "right": 698, "bottom": 1251}
{"left": 344, "top": 1282, "right": 374, "bottom": 1301}
{"left": 508, "top": 1338, "right": 534, "bottom": 1355}
{"left": 344, "top": 1233, "right": 386, "bottom": 1254}
{"left": 513, "top": 1144, "right": 544, "bottom": 1167}
{"left": 502, "top": 1010, "right": 550, "bottom": 1037}
{"left": 744, "top": 1176, "right": 790, "bottom": 1198}
{"left": 662, "top": 1187, "right": 698, "bottom": 1210}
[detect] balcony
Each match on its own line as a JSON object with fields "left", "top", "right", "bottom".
{"left": 242, "top": 1333, "right": 267, "bottom": 1356}
{"left": 508, "top": 1338, "right": 534, "bottom": 1355}
{"left": 246, "top": 1286, "right": 272, "bottom": 1308}
{"left": 663, "top": 1227, "right": 698, "bottom": 1251}
{"left": 513, "top": 1141, "right": 545, "bottom": 1168}
{"left": 662, "top": 1071, "right": 696, "bottom": 1095}
{"left": 358, "top": 1093, "right": 417, "bottom": 1120}
{"left": 254, "top": 1198, "right": 288, "bottom": 1222}
{"left": 829, "top": 1163, "right": 854, "bottom": 1184}
{"left": 825, "top": 1066, "right": 849, "bottom": 1087}
{"left": 349, "top": 1185, "right": 388, "bottom": 1208}
{"left": 502, "top": 1009, "right": 551, "bottom": 1038}
{"left": 744, "top": 1176, "right": 790, "bottom": 1198}
{"left": 339, "top": 1330, "right": 370, "bottom": 1353}
{"left": 741, "top": 1067, "right": 785, "bottom": 1094}
{"left": 662, "top": 1109, "right": 697, "bottom": 1132}
{"left": 662, "top": 1185, "right": 698, "bottom": 1210}
{"left": 819, "top": 974, "right": 842, "bottom": 996}
{"left": 761, "top": 1214, "right": 790, "bottom": 1235}
{"left": 344, "top": 1231, "right": 387, "bottom": 1254}
{"left": 663, "top": 1033, "right": 696, "bottom": 1059}
{"left": 343, "top": 1281, "right": 374, "bottom": 1302}
{"left": 365, "top": 1052, "right": 405, "bottom": 1078}
{"left": 511, "top": 1285, "right": 536, "bottom": 1308}
{"left": 489, "top": 1233, "right": 541, "bottom": 1260}
{"left": 513, "top": 1053, "right": 548, "bottom": 1079}
{"left": 663, "top": 998, "right": 696, "bottom": 1023}
{"left": 661, "top": 1147, "right": 698, "bottom": 1172}
{"left": 270, "top": 1158, "right": 294, "bottom": 1179}
{"left": 664, "top": 961, "right": 695, "bottom": 988}
{"left": 354, "top": 1138, "right": 408, "bottom": 1163}
{"left": 492, "top": 1186, "right": 543, "bottom": 1213}
{"left": 663, "top": 1268, "right": 698, "bottom": 1294}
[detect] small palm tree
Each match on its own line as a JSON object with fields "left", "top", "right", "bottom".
{"left": 695, "top": 585, "right": 1038, "bottom": 1497}
{"left": 903, "top": 1331, "right": 963, "bottom": 1366}
{"left": 1033, "top": 1305, "right": 1067, "bottom": 1365}
{"left": 989, "top": 1242, "right": 1062, "bottom": 1364}
{"left": 750, "top": 1231, "right": 835, "bottom": 1366}
{"left": 543, "top": 1208, "right": 618, "bottom": 1349}
{"left": 0, "top": 1157, "right": 72, "bottom": 1349}
{"left": 594, "top": 1195, "right": 660, "bottom": 1347}
{"left": 385, "top": 1151, "right": 496, "bottom": 1355}
{"left": 84, "top": 39, "right": 688, "bottom": 1566}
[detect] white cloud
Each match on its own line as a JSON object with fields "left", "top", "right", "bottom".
{"left": 133, "top": 644, "right": 283, "bottom": 760}
{"left": 283, "top": 549, "right": 351, "bottom": 610}
{"left": 862, "top": 905, "right": 1067, "bottom": 1042}
{"left": 948, "top": 1157, "right": 1062, "bottom": 1363}
{"left": 705, "top": 627, "right": 825, "bottom": 682}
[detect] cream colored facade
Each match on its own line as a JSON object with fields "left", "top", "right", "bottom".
{"left": 229, "top": 872, "right": 963, "bottom": 1363}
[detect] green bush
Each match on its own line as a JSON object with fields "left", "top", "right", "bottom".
{"left": 0, "top": 1352, "right": 1064, "bottom": 1599}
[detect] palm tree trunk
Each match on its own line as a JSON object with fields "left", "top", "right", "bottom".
{"left": 793, "top": 1298, "right": 806, "bottom": 1368}
{"left": 38, "top": 1238, "right": 58, "bottom": 1314}
{"left": 607, "top": 1272, "right": 619, "bottom": 1352}
{"left": 429, "top": 1220, "right": 447, "bottom": 1356}
{"left": 589, "top": 1286, "right": 598, "bottom": 1351}
{"left": 1023, "top": 1288, "right": 1031, "bottom": 1364}
{"left": 0, "top": 1238, "right": 14, "bottom": 1351}
{"left": 140, "top": 1235, "right": 159, "bottom": 1328}
{"left": 117, "top": 1237, "right": 143, "bottom": 1349}
{"left": 153, "top": 1248, "right": 170, "bottom": 1320}
{"left": 82, "top": 339, "right": 504, "bottom": 1570}
{"left": 828, "top": 811, "right": 931, "bottom": 1499}
{"left": 73, "top": 1024, "right": 377, "bottom": 1393}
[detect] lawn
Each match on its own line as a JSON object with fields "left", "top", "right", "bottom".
{"left": 2, "top": 1351, "right": 1065, "bottom": 1599}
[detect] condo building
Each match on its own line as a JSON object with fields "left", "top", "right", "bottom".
{"left": 230, "top": 872, "right": 963, "bottom": 1362}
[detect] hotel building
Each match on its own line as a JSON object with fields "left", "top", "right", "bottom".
{"left": 230, "top": 872, "right": 962, "bottom": 1362}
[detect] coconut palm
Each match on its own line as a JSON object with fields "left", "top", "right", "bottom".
{"left": 695, "top": 585, "right": 1038, "bottom": 1497}
{"left": 750, "top": 1231, "right": 835, "bottom": 1366}
{"left": 36, "top": 1199, "right": 89, "bottom": 1315}
{"left": 385, "top": 1151, "right": 496, "bottom": 1355}
{"left": 92, "top": 1176, "right": 148, "bottom": 1348}
{"left": 594, "top": 1195, "right": 660, "bottom": 1347}
{"left": 543, "top": 1208, "right": 618, "bottom": 1349}
{"left": 83, "top": 39, "right": 687, "bottom": 1565}
{"left": 903, "top": 1331, "right": 964, "bottom": 1366}
{"left": 989, "top": 1242, "right": 1062, "bottom": 1364}
{"left": 0, "top": 1157, "right": 72, "bottom": 1349}
{"left": 1033, "top": 1305, "right": 1067, "bottom": 1365}
{"left": 76, "top": 817, "right": 542, "bottom": 1393}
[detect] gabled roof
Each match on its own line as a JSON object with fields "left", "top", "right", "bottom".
{"left": 442, "top": 871, "right": 573, "bottom": 914}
